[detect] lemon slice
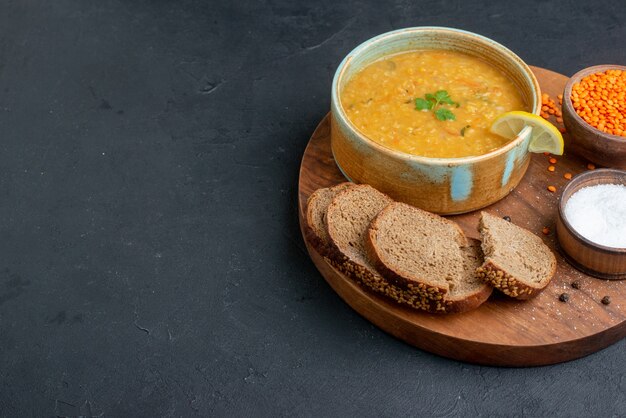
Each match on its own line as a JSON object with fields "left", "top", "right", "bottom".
{"left": 491, "top": 111, "right": 564, "bottom": 155}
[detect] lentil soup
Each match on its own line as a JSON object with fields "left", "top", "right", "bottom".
{"left": 340, "top": 50, "right": 527, "bottom": 158}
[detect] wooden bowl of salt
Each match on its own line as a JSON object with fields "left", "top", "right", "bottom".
{"left": 556, "top": 168, "right": 626, "bottom": 279}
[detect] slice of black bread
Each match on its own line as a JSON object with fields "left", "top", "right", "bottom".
{"left": 308, "top": 184, "right": 436, "bottom": 310}
{"left": 365, "top": 202, "right": 492, "bottom": 313}
{"left": 324, "top": 185, "right": 393, "bottom": 299}
{"left": 305, "top": 182, "right": 354, "bottom": 256}
{"left": 476, "top": 211, "right": 556, "bottom": 300}
{"left": 450, "top": 239, "right": 493, "bottom": 312}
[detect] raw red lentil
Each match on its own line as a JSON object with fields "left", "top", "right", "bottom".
{"left": 571, "top": 69, "right": 626, "bottom": 137}
{"left": 541, "top": 93, "right": 561, "bottom": 123}
{"left": 547, "top": 185, "right": 557, "bottom": 193}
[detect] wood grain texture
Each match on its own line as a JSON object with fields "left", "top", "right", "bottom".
{"left": 298, "top": 66, "right": 626, "bottom": 366}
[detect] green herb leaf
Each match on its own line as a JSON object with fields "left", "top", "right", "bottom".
{"left": 415, "top": 98, "right": 433, "bottom": 111}
{"left": 434, "top": 90, "right": 450, "bottom": 101}
{"left": 435, "top": 108, "right": 456, "bottom": 121}
{"left": 435, "top": 90, "right": 460, "bottom": 106}
{"left": 439, "top": 96, "right": 455, "bottom": 105}
{"left": 461, "top": 125, "right": 471, "bottom": 136}
{"left": 414, "top": 90, "right": 458, "bottom": 120}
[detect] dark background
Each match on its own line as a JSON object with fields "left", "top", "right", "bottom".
{"left": 1, "top": 0, "right": 625, "bottom": 416}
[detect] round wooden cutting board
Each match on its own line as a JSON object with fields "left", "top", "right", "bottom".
{"left": 298, "top": 67, "right": 626, "bottom": 367}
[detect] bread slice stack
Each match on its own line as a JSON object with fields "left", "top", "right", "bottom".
{"left": 305, "top": 184, "right": 556, "bottom": 314}
{"left": 306, "top": 184, "right": 491, "bottom": 313}
{"left": 304, "top": 182, "right": 354, "bottom": 257}
{"left": 365, "top": 202, "right": 492, "bottom": 313}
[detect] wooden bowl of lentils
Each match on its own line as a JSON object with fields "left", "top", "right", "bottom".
{"left": 562, "top": 65, "right": 626, "bottom": 169}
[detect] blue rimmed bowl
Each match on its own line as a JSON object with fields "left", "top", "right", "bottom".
{"left": 331, "top": 27, "right": 542, "bottom": 214}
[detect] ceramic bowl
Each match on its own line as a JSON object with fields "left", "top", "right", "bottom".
{"left": 562, "top": 65, "right": 626, "bottom": 169}
{"left": 556, "top": 169, "right": 626, "bottom": 279}
{"left": 331, "top": 27, "right": 541, "bottom": 215}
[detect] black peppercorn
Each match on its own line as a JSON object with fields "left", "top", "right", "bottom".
{"left": 601, "top": 296, "right": 611, "bottom": 305}
{"left": 559, "top": 293, "right": 570, "bottom": 302}
{"left": 503, "top": 216, "right": 511, "bottom": 222}
{"left": 571, "top": 281, "right": 581, "bottom": 289}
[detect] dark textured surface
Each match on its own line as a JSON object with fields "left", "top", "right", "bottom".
{"left": 0, "top": 1, "right": 625, "bottom": 416}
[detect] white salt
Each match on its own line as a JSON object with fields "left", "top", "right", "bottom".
{"left": 564, "top": 184, "right": 626, "bottom": 248}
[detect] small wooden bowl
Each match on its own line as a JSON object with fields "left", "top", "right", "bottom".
{"left": 556, "top": 168, "right": 626, "bottom": 279}
{"left": 562, "top": 65, "right": 626, "bottom": 169}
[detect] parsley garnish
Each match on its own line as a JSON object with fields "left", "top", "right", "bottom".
{"left": 414, "top": 90, "right": 458, "bottom": 121}
{"left": 436, "top": 108, "right": 456, "bottom": 121}
{"left": 415, "top": 98, "right": 433, "bottom": 110}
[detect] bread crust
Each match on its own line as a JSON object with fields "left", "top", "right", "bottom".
{"left": 476, "top": 211, "right": 557, "bottom": 300}
{"left": 303, "top": 221, "right": 329, "bottom": 257}
{"left": 364, "top": 204, "right": 451, "bottom": 299}
{"left": 304, "top": 182, "right": 354, "bottom": 257}
{"left": 476, "top": 259, "right": 556, "bottom": 300}
{"left": 324, "top": 244, "right": 455, "bottom": 313}
{"left": 323, "top": 185, "right": 451, "bottom": 313}
{"left": 307, "top": 184, "right": 491, "bottom": 314}
{"left": 364, "top": 229, "right": 492, "bottom": 313}
{"left": 444, "top": 282, "right": 493, "bottom": 314}
{"left": 328, "top": 242, "right": 491, "bottom": 314}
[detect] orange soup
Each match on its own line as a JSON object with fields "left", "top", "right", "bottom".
{"left": 340, "top": 50, "right": 526, "bottom": 158}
